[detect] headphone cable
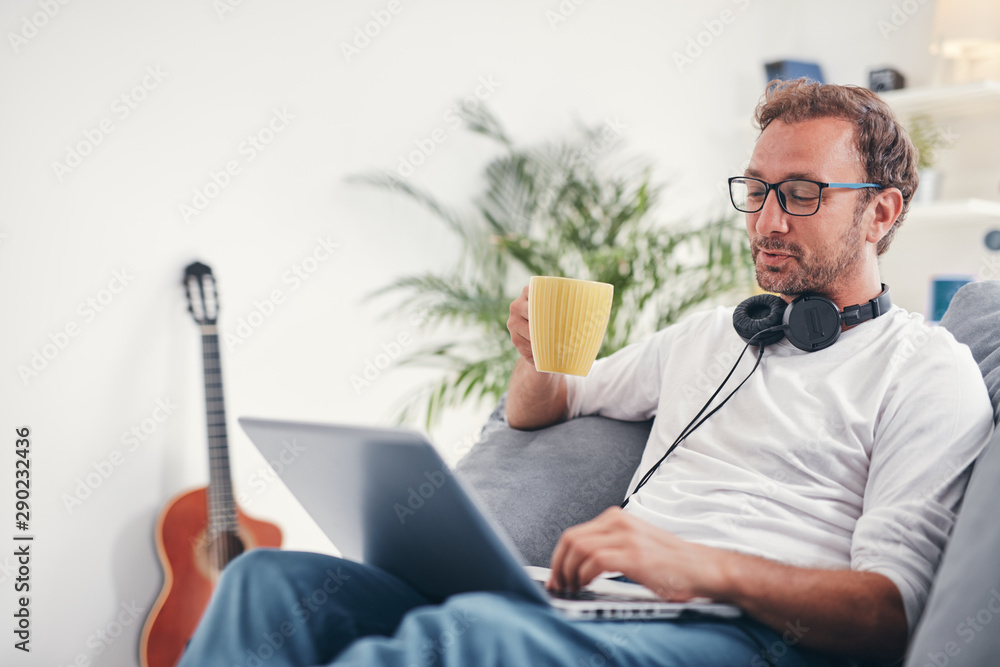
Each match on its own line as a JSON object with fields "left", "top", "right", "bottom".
{"left": 620, "top": 328, "right": 776, "bottom": 509}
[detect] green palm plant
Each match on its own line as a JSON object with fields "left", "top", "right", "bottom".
{"left": 350, "top": 105, "right": 755, "bottom": 427}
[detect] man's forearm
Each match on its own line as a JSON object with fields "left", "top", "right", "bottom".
{"left": 549, "top": 508, "right": 908, "bottom": 662}
{"left": 713, "top": 551, "right": 909, "bottom": 661}
{"left": 505, "top": 357, "right": 568, "bottom": 430}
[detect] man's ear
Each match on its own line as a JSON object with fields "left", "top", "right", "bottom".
{"left": 866, "top": 187, "right": 904, "bottom": 245}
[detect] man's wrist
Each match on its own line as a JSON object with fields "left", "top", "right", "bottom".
{"left": 506, "top": 358, "right": 568, "bottom": 429}
{"left": 700, "top": 547, "right": 743, "bottom": 604}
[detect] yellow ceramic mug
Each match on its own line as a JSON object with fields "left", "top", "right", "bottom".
{"left": 528, "top": 276, "right": 614, "bottom": 376}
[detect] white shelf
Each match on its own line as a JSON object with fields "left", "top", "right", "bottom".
{"left": 879, "top": 80, "right": 1000, "bottom": 118}
{"left": 907, "top": 198, "right": 1000, "bottom": 225}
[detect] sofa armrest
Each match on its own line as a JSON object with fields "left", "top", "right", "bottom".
{"left": 455, "top": 399, "right": 651, "bottom": 567}
{"left": 904, "top": 281, "right": 1000, "bottom": 665}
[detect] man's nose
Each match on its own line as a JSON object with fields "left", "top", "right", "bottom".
{"left": 753, "top": 189, "right": 789, "bottom": 236}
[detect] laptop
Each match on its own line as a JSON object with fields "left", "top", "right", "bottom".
{"left": 238, "top": 416, "right": 742, "bottom": 621}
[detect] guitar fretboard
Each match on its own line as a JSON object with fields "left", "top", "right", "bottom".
{"left": 201, "top": 325, "right": 238, "bottom": 536}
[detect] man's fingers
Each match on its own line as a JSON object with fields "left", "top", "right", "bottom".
{"left": 507, "top": 285, "right": 533, "bottom": 361}
{"left": 551, "top": 539, "right": 629, "bottom": 592}
{"left": 549, "top": 521, "right": 618, "bottom": 592}
{"left": 548, "top": 509, "right": 651, "bottom": 592}
{"left": 576, "top": 548, "right": 629, "bottom": 590}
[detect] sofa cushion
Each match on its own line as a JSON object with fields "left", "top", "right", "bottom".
{"left": 904, "top": 280, "right": 1000, "bottom": 666}
{"left": 455, "top": 398, "right": 651, "bottom": 567}
{"left": 939, "top": 280, "right": 1000, "bottom": 420}
{"left": 903, "top": 424, "right": 1000, "bottom": 666}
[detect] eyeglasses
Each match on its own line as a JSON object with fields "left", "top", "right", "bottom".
{"left": 728, "top": 177, "right": 882, "bottom": 217}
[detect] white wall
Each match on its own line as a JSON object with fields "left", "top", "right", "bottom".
{"left": 0, "top": 1, "right": 965, "bottom": 664}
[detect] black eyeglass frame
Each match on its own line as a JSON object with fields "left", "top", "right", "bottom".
{"left": 728, "top": 176, "right": 883, "bottom": 217}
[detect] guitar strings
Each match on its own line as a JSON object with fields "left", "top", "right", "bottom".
{"left": 202, "top": 328, "right": 238, "bottom": 569}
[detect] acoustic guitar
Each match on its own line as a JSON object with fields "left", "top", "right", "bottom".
{"left": 140, "top": 261, "right": 282, "bottom": 667}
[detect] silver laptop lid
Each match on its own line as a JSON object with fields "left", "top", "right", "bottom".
{"left": 238, "top": 416, "right": 547, "bottom": 605}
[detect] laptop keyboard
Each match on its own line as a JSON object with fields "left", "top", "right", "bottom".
{"left": 548, "top": 588, "right": 601, "bottom": 601}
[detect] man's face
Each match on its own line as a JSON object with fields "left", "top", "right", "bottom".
{"left": 744, "top": 117, "right": 871, "bottom": 298}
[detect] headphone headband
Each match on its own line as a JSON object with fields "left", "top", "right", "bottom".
{"left": 840, "top": 286, "right": 892, "bottom": 327}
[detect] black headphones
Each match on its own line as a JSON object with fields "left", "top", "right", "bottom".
{"left": 620, "top": 284, "right": 893, "bottom": 508}
{"left": 732, "top": 284, "right": 892, "bottom": 352}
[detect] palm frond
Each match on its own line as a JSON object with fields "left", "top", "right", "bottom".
{"left": 350, "top": 105, "right": 755, "bottom": 427}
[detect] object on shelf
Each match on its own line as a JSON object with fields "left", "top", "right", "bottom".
{"left": 909, "top": 115, "right": 945, "bottom": 204}
{"left": 869, "top": 68, "right": 906, "bottom": 92}
{"left": 914, "top": 169, "right": 943, "bottom": 205}
{"left": 928, "top": 274, "right": 976, "bottom": 322}
{"left": 764, "top": 60, "right": 824, "bottom": 84}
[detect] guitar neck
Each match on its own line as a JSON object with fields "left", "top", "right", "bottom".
{"left": 200, "top": 325, "right": 237, "bottom": 535}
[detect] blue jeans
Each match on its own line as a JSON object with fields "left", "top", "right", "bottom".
{"left": 178, "top": 549, "right": 845, "bottom": 667}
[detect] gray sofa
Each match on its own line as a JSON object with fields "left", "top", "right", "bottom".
{"left": 455, "top": 280, "right": 1000, "bottom": 666}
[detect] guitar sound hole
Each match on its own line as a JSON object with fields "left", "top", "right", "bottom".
{"left": 206, "top": 531, "right": 246, "bottom": 571}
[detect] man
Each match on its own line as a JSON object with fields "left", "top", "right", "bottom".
{"left": 179, "top": 80, "right": 993, "bottom": 666}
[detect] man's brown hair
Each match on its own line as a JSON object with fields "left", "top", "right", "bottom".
{"left": 754, "top": 78, "right": 919, "bottom": 255}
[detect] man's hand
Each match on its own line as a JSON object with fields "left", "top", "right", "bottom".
{"left": 507, "top": 285, "right": 533, "bottom": 364}
{"left": 505, "top": 285, "right": 567, "bottom": 430}
{"left": 547, "top": 507, "right": 726, "bottom": 600}
{"left": 547, "top": 507, "right": 908, "bottom": 661}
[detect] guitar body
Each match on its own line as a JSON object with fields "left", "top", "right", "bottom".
{"left": 140, "top": 487, "right": 282, "bottom": 667}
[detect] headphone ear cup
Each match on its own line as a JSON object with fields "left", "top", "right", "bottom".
{"left": 733, "top": 294, "right": 786, "bottom": 346}
{"left": 782, "top": 295, "right": 842, "bottom": 352}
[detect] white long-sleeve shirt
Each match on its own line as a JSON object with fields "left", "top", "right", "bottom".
{"left": 564, "top": 305, "right": 994, "bottom": 633}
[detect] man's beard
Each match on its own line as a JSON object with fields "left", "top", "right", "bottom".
{"left": 751, "top": 204, "right": 867, "bottom": 297}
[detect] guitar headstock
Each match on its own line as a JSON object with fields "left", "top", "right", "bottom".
{"left": 183, "top": 261, "right": 219, "bottom": 326}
